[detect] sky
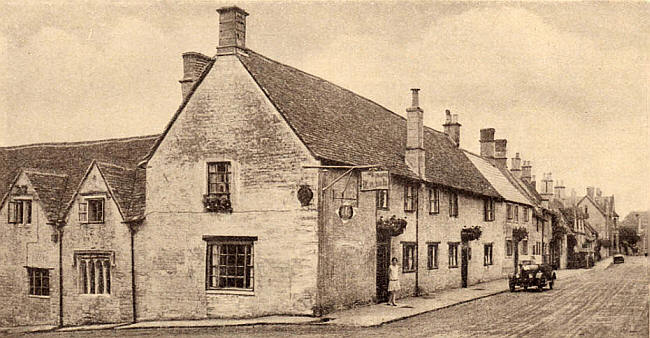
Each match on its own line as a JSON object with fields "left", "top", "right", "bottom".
{"left": 0, "top": 1, "right": 648, "bottom": 216}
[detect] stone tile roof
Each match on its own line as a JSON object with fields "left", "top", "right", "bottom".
{"left": 96, "top": 162, "right": 137, "bottom": 219}
{"left": 24, "top": 170, "right": 69, "bottom": 223}
{"left": 464, "top": 151, "right": 531, "bottom": 205}
{"left": 126, "top": 168, "right": 147, "bottom": 221}
{"left": 0, "top": 135, "right": 159, "bottom": 221}
{"left": 237, "top": 51, "right": 500, "bottom": 197}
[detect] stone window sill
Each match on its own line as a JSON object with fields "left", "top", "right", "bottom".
{"left": 206, "top": 289, "right": 255, "bottom": 296}
{"left": 28, "top": 295, "right": 50, "bottom": 299}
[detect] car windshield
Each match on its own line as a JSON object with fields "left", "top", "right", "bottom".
{"left": 522, "top": 264, "right": 539, "bottom": 271}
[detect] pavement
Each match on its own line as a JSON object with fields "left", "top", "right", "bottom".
{"left": 0, "top": 258, "right": 614, "bottom": 334}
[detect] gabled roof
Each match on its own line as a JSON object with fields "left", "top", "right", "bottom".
{"left": 95, "top": 162, "right": 138, "bottom": 219}
{"left": 125, "top": 168, "right": 147, "bottom": 221}
{"left": 577, "top": 195, "right": 606, "bottom": 216}
{"left": 24, "top": 170, "right": 69, "bottom": 222}
{"left": 463, "top": 151, "right": 530, "bottom": 205}
{"left": 236, "top": 50, "right": 499, "bottom": 197}
{"left": 1, "top": 135, "right": 159, "bottom": 221}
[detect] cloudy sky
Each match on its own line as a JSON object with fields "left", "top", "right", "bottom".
{"left": 1, "top": 1, "right": 647, "bottom": 216}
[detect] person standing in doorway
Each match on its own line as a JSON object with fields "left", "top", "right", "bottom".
{"left": 388, "top": 257, "right": 400, "bottom": 306}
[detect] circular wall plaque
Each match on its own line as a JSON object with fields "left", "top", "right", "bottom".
{"left": 338, "top": 205, "right": 354, "bottom": 220}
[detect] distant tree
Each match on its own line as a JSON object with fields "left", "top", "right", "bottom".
{"left": 620, "top": 226, "right": 640, "bottom": 252}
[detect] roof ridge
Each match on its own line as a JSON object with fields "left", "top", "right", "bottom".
{"left": 95, "top": 161, "right": 131, "bottom": 171}
{"left": 1, "top": 134, "right": 161, "bottom": 150}
{"left": 247, "top": 50, "right": 445, "bottom": 128}
{"left": 23, "top": 169, "right": 69, "bottom": 178}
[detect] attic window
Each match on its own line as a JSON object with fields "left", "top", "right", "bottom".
{"left": 8, "top": 199, "right": 31, "bottom": 225}
{"left": 79, "top": 198, "right": 104, "bottom": 223}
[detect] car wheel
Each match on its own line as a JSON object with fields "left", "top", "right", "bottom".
{"left": 523, "top": 285, "right": 528, "bottom": 291}
{"left": 538, "top": 283, "right": 545, "bottom": 291}
{"left": 509, "top": 283, "right": 515, "bottom": 292}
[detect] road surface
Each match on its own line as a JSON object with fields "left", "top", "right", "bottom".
{"left": 31, "top": 256, "right": 649, "bottom": 337}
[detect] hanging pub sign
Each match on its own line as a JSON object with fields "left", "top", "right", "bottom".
{"left": 360, "top": 170, "right": 390, "bottom": 191}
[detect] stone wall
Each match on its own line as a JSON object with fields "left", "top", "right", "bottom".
{"left": 61, "top": 165, "right": 133, "bottom": 325}
{"left": 135, "top": 54, "right": 320, "bottom": 321}
{"left": 0, "top": 173, "right": 59, "bottom": 326}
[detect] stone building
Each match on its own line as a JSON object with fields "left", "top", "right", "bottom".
{"left": 0, "top": 5, "right": 568, "bottom": 326}
{"left": 577, "top": 187, "right": 619, "bottom": 258}
{"left": 0, "top": 136, "right": 157, "bottom": 326}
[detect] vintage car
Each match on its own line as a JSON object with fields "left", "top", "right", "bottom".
{"left": 509, "top": 263, "right": 556, "bottom": 292}
{"left": 613, "top": 254, "right": 625, "bottom": 264}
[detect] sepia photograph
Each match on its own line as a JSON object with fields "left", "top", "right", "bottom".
{"left": 0, "top": 1, "right": 648, "bottom": 337}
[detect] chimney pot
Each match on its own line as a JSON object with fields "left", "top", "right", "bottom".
{"left": 410, "top": 88, "right": 420, "bottom": 108}
{"left": 443, "top": 110, "right": 461, "bottom": 147}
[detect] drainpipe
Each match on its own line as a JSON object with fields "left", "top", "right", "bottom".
{"left": 58, "top": 225, "right": 64, "bottom": 327}
{"left": 415, "top": 182, "right": 421, "bottom": 296}
{"left": 129, "top": 222, "right": 138, "bottom": 323}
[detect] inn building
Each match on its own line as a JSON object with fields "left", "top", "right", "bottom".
{"left": 0, "top": 6, "right": 564, "bottom": 326}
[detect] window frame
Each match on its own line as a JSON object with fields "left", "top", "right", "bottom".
{"left": 75, "top": 252, "right": 112, "bottom": 295}
{"left": 404, "top": 184, "right": 417, "bottom": 212}
{"left": 448, "top": 191, "right": 459, "bottom": 218}
{"left": 402, "top": 242, "right": 417, "bottom": 273}
{"left": 8, "top": 199, "right": 31, "bottom": 225}
{"left": 427, "top": 242, "right": 439, "bottom": 270}
{"left": 484, "top": 198, "right": 495, "bottom": 221}
{"left": 429, "top": 188, "right": 440, "bottom": 214}
{"left": 376, "top": 189, "right": 389, "bottom": 210}
{"left": 448, "top": 242, "right": 459, "bottom": 268}
{"left": 523, "top": 207, "right": 529, "bottom": 222}
{"left": 27, "top": 267, "right": 50, "bottom": 297}
{"left": 506, "top": 239, "right": 513, "bottom": 256}
{"left": 205, "top": 237, "right": 256, "bottom": 292}
{"left": 521, "top": 239, "right": 528, "bottom": 255}
{"left": 514, "top": 205, "right": 519, "bottom": 222}
{"left": 484, "top": 243, "right": 494, "bottom": 266}
{"left": 79, "top": 198, "right": 104, "bottom": 224}
{"left": 207, "top": 162, "right": 232, "bottom": 198}
{"left": 506, "top": 204, "right": 513, "bottom": 221}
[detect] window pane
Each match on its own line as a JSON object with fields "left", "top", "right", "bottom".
{"left": 97, "top": 262, "right": 104, "bottom": 294}
{"left": 89, "top": 260, "right": 95, "bottom": 294}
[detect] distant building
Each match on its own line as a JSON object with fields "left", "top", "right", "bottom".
{"left": 577, "top": 187, "right": 619, "bottom": 259}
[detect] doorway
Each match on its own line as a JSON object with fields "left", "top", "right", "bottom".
{"left": 376, "top": 229, "right": 391, "bottom": 302}
{"left": 461, "top": 244, "right": 469, "bottom": 288}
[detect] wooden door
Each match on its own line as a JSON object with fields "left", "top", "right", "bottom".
{"left": 461, "top": 245, "right": 469, "bottom": 288}
{"left": 376, "top": 229, "right": 391, "bottom": 302}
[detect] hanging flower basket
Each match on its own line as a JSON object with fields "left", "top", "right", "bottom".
{"left": 512, "top": 227, "right": 528, "bottom": 243}
{"left": 461, "top": 226, "right": 482, "bottom": 242}
{"left": 202, "top": 194, "right": 233, "bottom": 213}
{"left": 377, "top": 215, "right": 407, "bottom": 237}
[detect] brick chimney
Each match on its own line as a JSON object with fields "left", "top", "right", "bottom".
{"left": 554, "top": 180, "right": 565, "bottom": 200}
{"left": 480, "top": 128, "right": 495, "bottom": 159}
{"left": 405, "top": 89, "right": 425, "bottom": 178}
{"left": 510, "top": 152, "right": 522, "bottom": 178}
{"left": 586, "top": 186, "right": 595, "bottom": 199}
{"left": 494, "top": 139, "right": 508, "bottom": 168}
{"left": 521, "top": 160, "right": 532, "bottom": 183}
{"left": 443, "top": 110, "right": 461, "bottom": 147}
{"left": 179, "top": 52, "right": 213, "bottom": 99}
{"left": 216, "top": 6, "right": 249, "bottom": 55}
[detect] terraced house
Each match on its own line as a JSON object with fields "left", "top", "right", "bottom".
{"left": 0, "top": 6, "right": 564, "bottom": 327}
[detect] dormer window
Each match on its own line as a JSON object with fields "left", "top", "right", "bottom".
{"left": 79, "top": 198, "right": 104, "bottom": 223}
{"left": 204, "top": 162, "right": 232, "bottom": 213}
{"left": 8, "top": 199, "right": 32, "bottom": 225}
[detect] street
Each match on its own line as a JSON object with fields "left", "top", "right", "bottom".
{"left": 29, "top": 256, "right": 648, "bottom": 338}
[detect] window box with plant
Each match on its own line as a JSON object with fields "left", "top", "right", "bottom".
{"left": 204, "top": 162, "right": 233, "bottom": 213}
